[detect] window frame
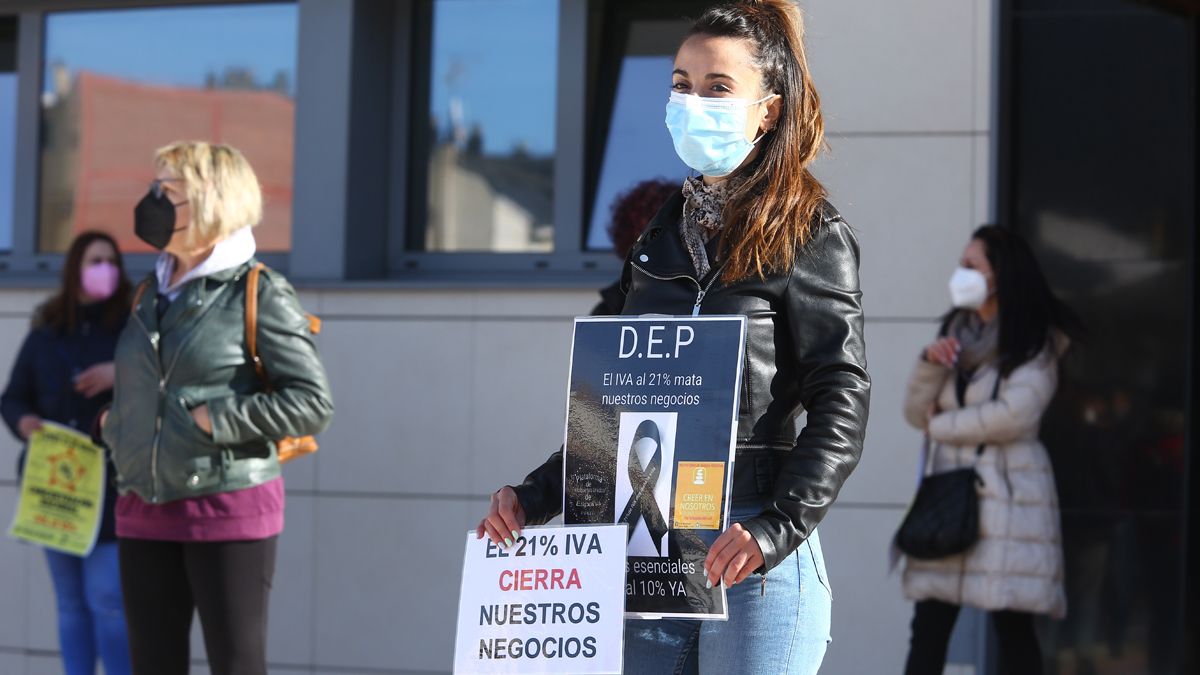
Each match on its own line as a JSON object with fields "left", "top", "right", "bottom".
{"left": 386, "top": 0, "right": 622, "bottom": 278}
{"left": 0, "top": 0, "right": 294, "bottom": 281}
{"left": 580, "top": 0, "right": 704, "bottom": 253}
{"left": 0, "top": 0, "right": 696, "bottom": 285}
{"left": 0, "top": 15, "right": 17, "bottom": 257}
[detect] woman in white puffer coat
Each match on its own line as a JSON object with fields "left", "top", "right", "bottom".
{"left": 900, "top": 225, "right": 1083, "bottom": 675}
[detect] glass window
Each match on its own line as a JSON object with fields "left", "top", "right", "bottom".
{"left": 0, "top": 17, "right": 16, "bottom": 252}
{"left": 1007, "top": 4, "right": 1194, "bottom": 671}
{"left": 412, "top": 0, "right": 558, "bottom": 253}
{"left": 584, "top": 15, "right": 697, "bottom": 252}
{"left": 37, "top": 4, "right": 298, "bottom": 254}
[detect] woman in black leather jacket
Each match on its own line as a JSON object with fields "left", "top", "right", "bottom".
{"left": 478, "top": 2, "right": 869, "bottom": 673}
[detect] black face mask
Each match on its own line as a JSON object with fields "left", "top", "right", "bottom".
{"left": 134, "top": 189, "right": 184, "bottom": 250}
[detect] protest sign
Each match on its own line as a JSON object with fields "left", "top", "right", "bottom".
{"left": 563, "top": 316, "right": 746, "bottom": 619}
{"left": 453, "top": 524, "right": 627, "bottom": 674}
{"left": 9, "top": 423, "right": 105, "bottom": 556}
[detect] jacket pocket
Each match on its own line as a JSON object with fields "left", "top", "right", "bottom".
{"left": 167, "top": 394, "right": 216, "bottom": 450}
{"left": 164, "top": 397, "right": 226, "bottom": 492}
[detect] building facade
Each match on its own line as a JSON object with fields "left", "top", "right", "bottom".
{"left": 0, "top": 1, "right": 1194, "bottom": 674}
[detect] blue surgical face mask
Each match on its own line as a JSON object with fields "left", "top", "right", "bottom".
{"left": 664, "top": 92, "right": 776, "bottom": 177}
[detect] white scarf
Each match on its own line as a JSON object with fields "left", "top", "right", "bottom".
{"left": 155, "top": 227, "right": 257, "bottom": 301}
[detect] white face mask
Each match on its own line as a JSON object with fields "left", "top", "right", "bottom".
{"left": 948, "top": 267, "right": 989, "bottom": 309}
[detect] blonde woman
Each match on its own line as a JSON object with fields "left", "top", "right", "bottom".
{"left": 102, "top": 141, "right": 333, "bottom": 675}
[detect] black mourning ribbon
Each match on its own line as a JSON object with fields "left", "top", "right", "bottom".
{"left": 618, "top": 420, "right": 669, "bottom": 554}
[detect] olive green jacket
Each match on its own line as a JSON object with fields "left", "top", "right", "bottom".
{"left": 103, "top": 261, "right": 333, "bottom": 504}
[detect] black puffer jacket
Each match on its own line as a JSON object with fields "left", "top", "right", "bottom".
{"left": 513, "top": 192, "right": 870, "bottom": 573}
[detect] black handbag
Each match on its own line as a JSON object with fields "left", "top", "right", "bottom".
{"left": 895, "top": 370, "right": 1002, "bottom": 560}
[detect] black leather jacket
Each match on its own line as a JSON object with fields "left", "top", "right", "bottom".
{"left": 512, "top": 192, "right": 870, "bottom": 574}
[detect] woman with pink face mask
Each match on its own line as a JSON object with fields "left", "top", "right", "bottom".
{"left": 1, "top": 231, "right": 133, "bottom": 675}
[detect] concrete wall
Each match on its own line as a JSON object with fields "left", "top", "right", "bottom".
{"left": 0, "top": 0, "right": 996, "bottom": 672}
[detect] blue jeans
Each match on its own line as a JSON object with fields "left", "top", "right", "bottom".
{"left": 624, "top": 504, "right": 833, "bottom": 674}
{"left": 44, "top": 542, "right": 131, "bottom": 675}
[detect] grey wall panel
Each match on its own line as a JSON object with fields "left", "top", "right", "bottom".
{"left": 0, "top": 315, "right": 29, "bottom": 482}
{"left": 814, "top": 135, "right": 980, "bottom": 321}
{"left": 801, "top": 0, "right": 976, "bottom": 134}
{"left": 315, "top": 319, "right": 474, "bottom": 496}
{"left": 819, "top": 505, "right": 915, "bottom": 674}
{"left": 267, "top": 494, "right": 317, "bottom": 665}
{"left": 313, "top": 495, "right": 480, "bottom": 672}
{"left": 839, "top": 320, "right": 940, "bottom": 507}
{"left": 0, "top": 486, "right": 26, "bottom": 649}
{"left": 467, "top": 319, "right": 573, "bottom": 495}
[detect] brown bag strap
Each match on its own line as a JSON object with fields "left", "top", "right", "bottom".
{"left": 245, "top": 262, "right": 321, "bottom": 388}
{"left": 131, "top": 278, "right": 151, "bottom": 313}
{"left": 246, "top": 262, "right": 268, "bottom": 385}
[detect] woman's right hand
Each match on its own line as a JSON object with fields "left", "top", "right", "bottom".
{"left": 17, "top": 415, "right": 43, "bottom": 440}
{"left": 924, "top": 337, "right": 961, "bottom": 368}
{"left": 476, "top": 486, "right": 527, "bottom": 549}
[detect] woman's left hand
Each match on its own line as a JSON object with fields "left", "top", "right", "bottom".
{"left": 704, "top": 523, "right": 765, "bottom": 588}
{"left": 190, "top": 404, "right": 213, "bottom": 435}
{"left": 74, "top": 362, "right": 115, "bottom": 398}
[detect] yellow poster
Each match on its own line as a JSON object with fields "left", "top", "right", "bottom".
{"left": 8, "top": 423, "right": 105, "bottom": 556}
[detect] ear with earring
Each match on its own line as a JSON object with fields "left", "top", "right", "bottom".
{"left": 760, "top": 97, "right": 779, "bottom": 134}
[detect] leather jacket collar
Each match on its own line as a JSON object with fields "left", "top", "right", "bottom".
{"left": 632, "top": 191, "right": 725, "bottom": 285}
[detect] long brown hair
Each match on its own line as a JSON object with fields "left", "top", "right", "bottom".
{"left": 35, "top": 231, "right": 132, "bottom": 334}
{"left": 687, "top": 0, "right": 828, "bottom": 282}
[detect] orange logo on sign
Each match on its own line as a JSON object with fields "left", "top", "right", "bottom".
{"left": 46, "top": 447, "right": 88, "bottom": 494}
{"left": 672, "top": 462, "right": 725, "bottom": 530}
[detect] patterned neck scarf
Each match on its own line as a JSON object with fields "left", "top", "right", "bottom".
{"left": 679, "top": 176, "right": 742, "bottom": 278}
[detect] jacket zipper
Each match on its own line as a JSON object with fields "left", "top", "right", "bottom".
{"left": 129, "top": 283, "right": 233, "bottom": 502}
{"left": 630, "top": 262, "right": 726, "bottom": 316}
{"left": 131, "top": 309, "right": 165, "bottom": 503}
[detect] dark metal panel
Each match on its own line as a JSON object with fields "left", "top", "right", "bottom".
{"left": 7, "top": 11, "right": 39, "bottom": 273}
{"left": 553, "top": 0, "right": 586, "bottom": 254}
{"left": 341, "top": 0, "right": 398, "bottom": 279}
{"left": 289, "top": 0, "right": 353, "bottom": 280}
{"left": 1000, "top": 1, "right": 1197, "bottom": 671}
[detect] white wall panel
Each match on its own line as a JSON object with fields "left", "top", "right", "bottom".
{"left": 815, "top": 135, "right": 978, "bottom": 320}
{"left": 802, "top": 0, "right": 976, "bottom": 134}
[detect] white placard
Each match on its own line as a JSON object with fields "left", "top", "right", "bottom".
{"left": 453, "top": 524, "right": 627, "bottom": 674}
